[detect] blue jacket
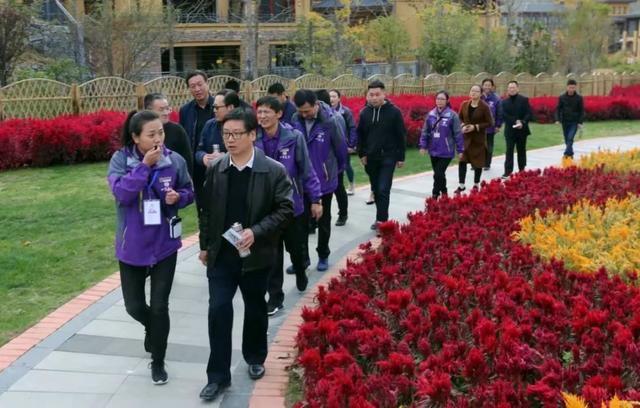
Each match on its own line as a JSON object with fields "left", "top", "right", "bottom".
{"left": 195, "top": 118, "right": 227, "bottom": 167}
{"left": 282, "top": 99, "right": 297, "bottom": 126}
{"left": 419, "top": 106, "right": 464, "bottom": 159}
{"left": 292, "top": 102, "right": 348, "bottom": 195}
{"left": 255, "top": 123, "right": 321, "bottom": 216}
{"left": 334, "top": 103, "right": 357, "bottom": 148}
{"left": 481, "top": 92, "right": 503, "bottom": 134}
{"left": 108, "top": 146, "right": 194, "bottom": 266}
{"left": 179, "top": 96, "right": 215, "bottom": 150}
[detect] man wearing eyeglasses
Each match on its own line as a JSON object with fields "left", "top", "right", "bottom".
{"left": 196, "top": 90, "right": 240, "bottom": 168}
{"left": 197, "top": 108, "right": 294, "bottom": 401}
{"left": 144, "top": 92, "right": 193, "bottom": 177}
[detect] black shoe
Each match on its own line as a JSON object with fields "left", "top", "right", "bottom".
{"left": 296, "top": 271, "right": 308, "bottom": 292}
{"left": 370, "top": 221, "right": 379, "bottom": 231}
{"left": 483, "top": 166, "right": 490, "bottom": 171}
{"left": 335, "top": 215, "right": 347, "bottom": 226}
{"left": 248, "top": 364, "right": 265, "bottom": 380}
{"left": 150, "top": 360, "right": 168, "bottom": 385}
{"left": 501, "top": 174, "right": 510, "bottom": 180}
{"left": 199, "top": 382, "right": 230, "bottom": 401}
{"left": 309, "top": 228, "right": 316, "bottom": 235}
{"left": 144, "top": 329, "right": 151, "bottom": 353}
{"left": 267, "top": 303, "right": 283, "bottom": 316}
{"left": 454, "top": 186, "right": 466, "bottom": 194}
{"left": 286, "top": 259, "right": 310, "bottom": 275}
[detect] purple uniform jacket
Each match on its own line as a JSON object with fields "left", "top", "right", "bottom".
{"left": 481, "top": 92, "right": 503, "bottom": 134}
{"left": 419, "top": 106, "right": 464, "bottom": 158}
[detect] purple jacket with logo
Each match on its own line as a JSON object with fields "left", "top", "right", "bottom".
{"left": 481, "top": 92, "right": 503, "bottom": 134}
{"left": 292, "top": 102, "right": 347, "bottom": 195}
{"left": 255, "top": 123, "right": 321, "bottom": 216}
{"left": 419, "top": 106, "right": 464, "bottom": 158}
{"left": 108, "top": 146, "right": 194, "bottom": 266}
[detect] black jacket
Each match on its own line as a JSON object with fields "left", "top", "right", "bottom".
{"left": 357, "top": 100, "right": 407, "bottom": 162}
{"left": 198, "top": 148, "right": 294, "bottom": 273}
{"left": 163, "top": 121, "right": 194, "bottom": 178}
{"left": 502, "top": 94, "right": 532, "bottom": 138}
{"left": 555, "top": 92, "right": 585, "bottom": 124}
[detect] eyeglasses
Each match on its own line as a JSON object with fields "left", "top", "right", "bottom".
{"left": 222, "top": 130, "right": 248, "bottom": 140}
{"left": 213, "top": 105, "right": 226, "bottom": 111}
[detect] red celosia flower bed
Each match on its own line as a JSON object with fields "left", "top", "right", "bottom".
{"left": 295, "top": 167, "right": 640, "bottom": 407}
{"left": 610, "top": 84, "right": 640, "bottom": 97}
{"left": 342, "top": 94, "right": 640, "bottom": 146}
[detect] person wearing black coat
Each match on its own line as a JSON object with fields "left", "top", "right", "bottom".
{"left": 501, "top": 80, "right": 532, "bottom": 178}
{"left": 555, "top": 79, "right": 585, "bottom": 159}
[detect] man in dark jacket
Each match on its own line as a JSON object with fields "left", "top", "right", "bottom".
{"left": 197, "top": 108, "right": 294, "bottom": 401}
{"left": 291, "top": 89, "right": 347, "bottom": 272}
{"left": 255, "top": 96, "right": 322, "bottom": 316}
{"left": 501, "top": 80, "right": 532, "bottom": 178}
{"left": 144, "top": 92, "right": 193, "bottom": 177}
{"left": 481, "top": 78, "right": 503, "bottom": 170}
{"left": 195, "top": 90, "right": 241, "bottom": 167}
{"left": 179, "top": 70, "right": 214, "bottom": 211}
{"left": 357, "top": 80, "right": 407, "bottom": 231}
{"left": 268, "top": 82, "right": 297, "bottom": 126}
{"left": 555, "top": 79, "right": 585, "bottom": 159}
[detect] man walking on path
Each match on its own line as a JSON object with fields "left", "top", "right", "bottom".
{"left": 268, "top": 82, "right": 297, "bottom": 126}
{"left": 480, "top": 78, "right": 502, "bottom": 170}
{"left": 179, "top": 70, "right": 214, "bottom": 211}
{"left": 501, "top": 80, "right": 532, "bottom": 178}
{"left": 291, "top": 89, "right": 347, "bottom": 272}
{"left": 555, "top": 79, "right": 585, "bottom": 159}
{"left": 195, "top": 90, "right": 241, "bottom": 168}
{"left": 197, "top": 108, "right": 293, "bottom": 401}
{"left": 357, "top": 80, "right": 407, "bottom": 231}
{"left": 255, "top": 96, "right": 322, "bottom": 316}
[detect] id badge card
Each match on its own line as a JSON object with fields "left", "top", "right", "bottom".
{"left": 143, "top": 199, "right": 162, "bottom": 225}
{"left": 433, "top": 131, "right": 441, "bottom": 139}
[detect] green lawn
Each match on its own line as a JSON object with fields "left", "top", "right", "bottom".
{"left": 0, "top": 120, "right": 639, "bottom": 346}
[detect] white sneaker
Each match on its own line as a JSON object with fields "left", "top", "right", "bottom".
{"left": 347, "top": 182, "right": 355, "bottom": 195}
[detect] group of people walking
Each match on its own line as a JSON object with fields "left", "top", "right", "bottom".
{"left": 106, "top": 71, "right": 585, "bottom": 401}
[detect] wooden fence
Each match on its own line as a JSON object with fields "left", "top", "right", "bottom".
{"left": 1, "top": 71, "right": 639, "bottom": 120}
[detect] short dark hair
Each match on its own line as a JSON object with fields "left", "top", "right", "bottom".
{"left": 121, "top": 110, "right": 160, "bottom": 147}
{"left": 256, "top": 95, "right": 283, "bottom": 113}
{"left": 508, "top": 80, "right": 519, "bottom": 86}
{"left": 293, "top": 89, "right": 317, "bottom": 107}
{"left": 223, "top": 91, "right": 240, "bottom": 108}
{"left": 143, "top": 92, "right": 166, "bottom": 110}
{"left": 329, "top": 89, "right": 341, "bottom": 98}
{"left": 368, "top": 80, "right": 385, "bottom": 90}
{"left": 221, "top": 107, "right": 258, "bottom": 132}
{"left": 185, "top": 70, "right": 208, "bottom": 85}
{"left": 315, "top": 89, "right": 330, "bottom": 105}
{"left": 267, "top": 82, "right": 286, "bottom": 95}
{"left": 224, "top": 79, "right": 241, "bottom": 93}
{"left": 567, "top": 79, "right": 578, "bottom": 86}
{"left": 481, "top": 78, "right": 495, "bottom": 87}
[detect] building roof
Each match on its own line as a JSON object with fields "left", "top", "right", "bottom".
{"left": 627, "top": 1, "right": 640, "bottom": 17}
{"left": 500, "top": 1, "right": 564, "bottom": 14}
{"left": 313, "top": 0, "right": 390, "bottom": 9}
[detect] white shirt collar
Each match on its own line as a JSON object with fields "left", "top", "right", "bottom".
{"left": 229, "top": 148, "right": 255, "bottom": 171}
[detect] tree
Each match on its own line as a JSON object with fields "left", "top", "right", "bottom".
{"left": 363, "top": 16, "right": 411, "bottom": 75}
{"left": 0, "top": 1, "right": 33, "bottom": 86}
{"left": 461, "top": 26, "right": 513, "bottom": 73}
{"left": 418, "top": 0, "right": 478, "bottom": 74}
{"left": 558, "top": 0, "right": 612, "bottom": 73}
{"left": 83, "top": 0, "right": 169, "bottom": 80}
{"left": 512, "top": 20, "right": 554, "bottom": 74}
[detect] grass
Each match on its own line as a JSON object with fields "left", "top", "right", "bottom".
{"left": 0, "top": 120, "right": 639, "bottom": 346}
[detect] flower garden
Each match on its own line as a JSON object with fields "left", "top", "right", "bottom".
{"left": 294, "top": 150, "right": 640, "bottom": 407}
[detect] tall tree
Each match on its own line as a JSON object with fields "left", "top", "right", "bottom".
{"left": 363, "top": 16, "right": 411, "bottom": 75}
{"left": 512, "top": 20, "right": 554, "bottom": 74}
{"left": 418, "top": 0, "right": 477, "bottom": 74}
{"left": 0, "top": 1, "right": 33, "bottom": 86}
{"left": 461, "top": 26, "right": 513, "bottom": 73}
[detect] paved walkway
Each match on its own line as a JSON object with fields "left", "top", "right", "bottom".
{"left": 0, "top": 136, "right": 639, "bottom": 408}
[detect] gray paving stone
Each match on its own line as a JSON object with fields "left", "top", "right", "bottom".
{"left": 0, "top": 391, "right": 111, "bottom": 408}
{"left": 35, "top": 351, "right": 142, "bottom": 375}
{"left": 130, "top": 360, "right": 207, "bottom": 381}
{"left": 104, "top": 376, "right": 219, "bottom": 408}
{"left": 9, "top": 370, "right": 126, "bottom": 394}
{"left": 77, "top": 320, "right": 143, "bottom": 341}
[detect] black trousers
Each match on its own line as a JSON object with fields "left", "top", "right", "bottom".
{"left": 334, "top": 171, "right": 348, "bottom": 218}
{"left": 365, "top": 156, "right": 397, "bottom": 222}
{"left": 430, "top": 156, "right": 452, "bottom": 198}
{"left": 267, "top": 214, "right": 307, "bottom": 306}
{"left": 485, "top": 132, "right": 495, "bottom": 167}
{"left": 458, "top": 162, "right": 482, "bottom": 184}
{"left": 119, "top": 252, "right": 177, "bottom": 362}
{"left": 193, "top": 172, "right": 206, "bottom": 214}
{"left": 303, "top": 193, "right": 332, "bottom": 260}
{"left": 206, "top": 259, "right": 269, "bottom": 385}
{"left": 504, "top": 133, "right": 528, "bottom": 176}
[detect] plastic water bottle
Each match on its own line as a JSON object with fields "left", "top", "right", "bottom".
{"left": 232, "top": 222, "right": 250, "bottom": 258}
{"left": 213, "top": 144, "right": 220, "bottom": 154}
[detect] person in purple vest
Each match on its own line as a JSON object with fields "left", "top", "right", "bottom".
{"left": 291, "top": 89, "right": 347, "bottom": 272}
{"left": 268, "top": 82, "right": 297, "bottom": 126}
{"left": 419, "top": 91, "right": 464, "bottom": 199}
{"left": 255, "top": 96, "right": 323, "bottom": 316}
{"left": 481, "top": 78, "right": 503, "bottom": 170}
{"left": 108, "top": 110, "right": 194, "bottom": 385}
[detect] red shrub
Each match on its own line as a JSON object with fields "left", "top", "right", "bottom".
{"left": 609, "top": 84, "right": 640, "bottom": 97}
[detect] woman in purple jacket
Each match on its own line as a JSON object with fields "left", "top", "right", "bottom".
{"left": 107, "top": 110, "right": 194, "bottom": 385}
{"left": 419, "top": 91, "right": 464, "bottom": 199}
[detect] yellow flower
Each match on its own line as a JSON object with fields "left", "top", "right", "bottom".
{"left": 562, "top": 392, "right": 589, "bottom": 408}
